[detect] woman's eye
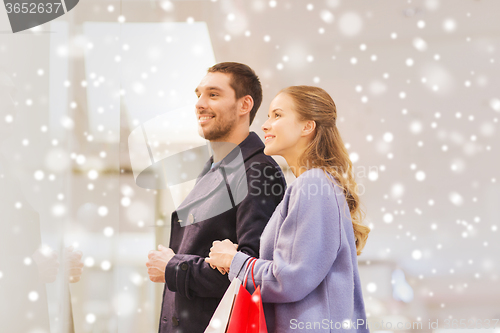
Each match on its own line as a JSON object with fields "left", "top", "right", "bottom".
{"left": 275, "top": 113, "right": 281, "bottom": 118}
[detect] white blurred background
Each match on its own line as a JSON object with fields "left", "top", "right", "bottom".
{"left": 1, "top": 0, "right": 499, "bottom": 332}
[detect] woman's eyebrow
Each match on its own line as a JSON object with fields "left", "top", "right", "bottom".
{"left": 268, "top": 108, "right": 282, "bottom": 116}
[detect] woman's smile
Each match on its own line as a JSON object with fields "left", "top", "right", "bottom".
{"left": 264, "top": 134, "right": 275, "bottom": 144}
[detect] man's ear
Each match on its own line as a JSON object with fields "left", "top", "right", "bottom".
{"left": 239, "top": 95, "right": 254, "bottom": 117}
{"left": 302, "top": 120, "right": 316, "bottom": 137}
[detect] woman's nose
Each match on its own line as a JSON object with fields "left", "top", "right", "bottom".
{"left": 261, "top": 118, "right": 270, "bottom": 132}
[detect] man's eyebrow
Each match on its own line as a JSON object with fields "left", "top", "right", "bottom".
{"left": 206, "top": 87, "right": 223, "bottom": 92}
{"left": 195, "top": 86, "right": 223, "bottom": 94}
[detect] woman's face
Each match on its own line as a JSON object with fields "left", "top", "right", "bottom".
{"left": 261, "top": 93, "right": 307, "bottom": 158}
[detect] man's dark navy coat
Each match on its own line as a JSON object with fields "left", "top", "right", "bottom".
{"left": 159, "top": 132, "right": 286, "bottom": 333}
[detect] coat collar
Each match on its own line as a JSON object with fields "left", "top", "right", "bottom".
{"left": 237, "top": 131, "right": 265, "bottom": 163}
{"left": 198, "top": 131, "right": 264, "bottom": 178}
{"left": 175, "top": 132, "right": 264, "bottom": 222}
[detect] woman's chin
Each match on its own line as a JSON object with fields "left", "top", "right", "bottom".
{"left": 263, "top": 146, "right": 274, "bottom": 156}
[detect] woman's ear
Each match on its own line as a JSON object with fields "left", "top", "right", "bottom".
{"left": 239, "top": 95, "right": 254, "bottom": 117}
{"left": 302, "top": 120, "right": 316, "bottom": 137}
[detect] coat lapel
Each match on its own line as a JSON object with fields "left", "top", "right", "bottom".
{"left": 173, "top": 132, "right": 265, "bottom": 224}
{"left": 175, "top": 167, "right": 226, "bottom": 214}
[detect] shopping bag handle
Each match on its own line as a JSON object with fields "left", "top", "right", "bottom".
{"left": 250, "top": 259, "right": 257, "bottom": 290}
{"left": 243, "top": 257, "right": 258, "bottom": 290}
{"left": 243, "top": 257, "right": 256, "bottom": 287}
{"left": 236, "top": 255, "right": 253, "bottom": 277}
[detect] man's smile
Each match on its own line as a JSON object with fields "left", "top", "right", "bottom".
{"left": 198, "top": 115, "right": 215, "bottom": 124}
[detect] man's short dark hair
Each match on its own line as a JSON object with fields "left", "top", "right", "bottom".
{"left": 207, "top": 62, "right": 262, "bottom": 125}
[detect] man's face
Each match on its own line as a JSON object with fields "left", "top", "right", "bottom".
{"left": 194, "top": 72, "right": 239, "bottom": 141}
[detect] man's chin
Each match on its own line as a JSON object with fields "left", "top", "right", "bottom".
{"left": 198, "top": 125, "right": 213, "bottom": 140}
{"left": 198, "top": 121, "right": 233, "bottom": 142}
{"left": 198, "top": 129, "right": 219, "bottom": 141}
{"left": 197, "top": 127, "right": 206, "bottom": 139}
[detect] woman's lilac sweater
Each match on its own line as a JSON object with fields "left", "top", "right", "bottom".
{"left": 228, "top": 168, "right": 370, "bottom": 333}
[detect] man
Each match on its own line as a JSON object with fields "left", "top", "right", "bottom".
{"left": 146, "top": 62, "right": 286, "bottom": 333}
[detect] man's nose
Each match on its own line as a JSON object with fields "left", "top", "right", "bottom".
{"left": 195, "top": 95, "right": 207, "bottom": 111}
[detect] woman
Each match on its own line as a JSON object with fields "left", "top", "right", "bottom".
{"left": 205, "top": 86, "right": 371, "bottom": 332}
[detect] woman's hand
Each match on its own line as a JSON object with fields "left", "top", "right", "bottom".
{"left": 205, "top": 239, "right": 238, "bottom": 275}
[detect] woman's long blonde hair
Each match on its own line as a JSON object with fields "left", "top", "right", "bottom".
{"left": 280, "top": 85, "right": 370, "bottom": 255}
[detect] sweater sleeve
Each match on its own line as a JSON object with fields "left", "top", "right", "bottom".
{"left": 228, "top": 171, "right": 342, "bottom": 303}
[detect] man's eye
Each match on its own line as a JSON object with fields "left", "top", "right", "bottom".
{"left": 210, "top": 93, "right": 218, "bottom": 97}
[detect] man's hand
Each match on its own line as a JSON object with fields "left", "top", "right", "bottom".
{"left": 146, "top": 244, "right": 175, "bottom": 283}
{"left": 65, "top": 246, "right": 84, "bottom": 283}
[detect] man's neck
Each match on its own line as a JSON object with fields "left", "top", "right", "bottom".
{"left": 210, "top": 130, "right": 250, "bottom": 163}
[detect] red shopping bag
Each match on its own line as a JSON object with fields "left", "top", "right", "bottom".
{"left": 226, "top": 258, "right": 268, "bottom": 333}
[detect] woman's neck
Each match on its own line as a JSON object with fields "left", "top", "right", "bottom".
{"left": 283, "top": 137, "right": 315, "bottom": 178}
{"left": 284, "top": 155, "right": 310, "bottom": 178}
